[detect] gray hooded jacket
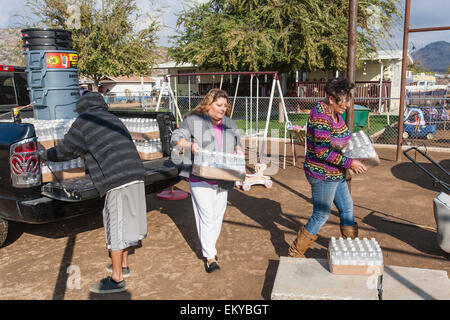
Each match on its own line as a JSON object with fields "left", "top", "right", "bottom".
{"left": 44, "top": 92, "right": 145, "bottom": 197}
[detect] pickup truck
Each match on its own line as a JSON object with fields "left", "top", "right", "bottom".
{"left": 0, "top": 109, "right": 181, "bottom": 248}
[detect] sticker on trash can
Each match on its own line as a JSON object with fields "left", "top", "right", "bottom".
{"left": 46, "top": 53, "right": 78, "bottom": 69}
{"left": 69, "top": 54, "right": 78, "bottom": 67}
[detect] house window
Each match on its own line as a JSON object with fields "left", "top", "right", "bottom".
{"left": 178, "top": 70, "right": 195, "bottom": 84}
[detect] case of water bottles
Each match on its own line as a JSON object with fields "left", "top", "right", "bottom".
{"left": 40, "top": 158, "right": 85, "bottom": 183}
{"left": 120, "top": 118, "right": 160, "bottom": 141}
{"left": 133, "top": 139, "right": 163, "bottom": 160}
{"left": 341, "top": 130, "right": 380, "bottom": 174}
{"left": 120, "top": 117, "right": 163, "bottom": 161}
{"left": 328, "top": 237, "right": 384, "bottom": 276}
{"left": 23, "top": 118, "right": 85, "bottom": 182}
{"left": 192, "top": 150, "right": 246, "bottom": 182}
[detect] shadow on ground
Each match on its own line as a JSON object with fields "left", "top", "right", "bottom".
{"left": 391, "top": 159, "right": 449, "bottom": 193}
{"left": 362, "top": 211, "right": 450, "bottom": 260}
{"left": 3, "top": 203, "right": 104, "bottom": 248}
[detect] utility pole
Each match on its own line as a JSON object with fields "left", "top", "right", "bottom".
{"left": 346, "top": 0, "right": 358, "bottom": 191}
{"left": 396, "top": 0, "right": 411, "bottom": 162}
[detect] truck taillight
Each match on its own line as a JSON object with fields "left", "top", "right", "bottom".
{"left": 14, "top": 141, "right": 36, "bottom": 153}
{"left": 0, "top": 65, "right": 14, "bottom": 72}
{"left": 10, "top": 138, "right": 41, "bottom": 188}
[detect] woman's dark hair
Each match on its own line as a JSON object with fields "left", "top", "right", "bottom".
{"left": 325, "top": 77, "right": 355, "bottom": 103}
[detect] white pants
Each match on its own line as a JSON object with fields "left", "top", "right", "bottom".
{"left": 189, "top": 181, "right": 228, "bottom": 260}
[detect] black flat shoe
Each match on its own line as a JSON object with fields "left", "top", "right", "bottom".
{"left": 206, "top": 260, "right": 220, "bottom": 273}
{"left": 89, "top": 276, "right": 126, "bottom": 294}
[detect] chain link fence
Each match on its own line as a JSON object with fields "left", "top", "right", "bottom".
{"left": 105, "top": 91, "right": 450, "bottom": 150}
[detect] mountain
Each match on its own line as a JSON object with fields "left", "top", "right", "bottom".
{"left": 411, "top": 41, "right": 450, "bottom": 73}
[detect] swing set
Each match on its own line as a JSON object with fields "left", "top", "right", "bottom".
{"left": 155, "top": 71, "right": 299, "bottom": 190}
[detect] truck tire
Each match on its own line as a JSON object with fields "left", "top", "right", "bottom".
{"left": 0, "top": 218, "right": 8, "bottom": 248}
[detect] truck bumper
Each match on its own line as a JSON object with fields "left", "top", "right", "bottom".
{"left": 0, "top": 175, "right": 181, "bottom": 224}
{"left": 0, "top": 195, "right": 104, "bottom": 224}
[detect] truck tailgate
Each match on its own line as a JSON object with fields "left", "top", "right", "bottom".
{"left": 41, "top": 157, "right": 179, "bottom": 202}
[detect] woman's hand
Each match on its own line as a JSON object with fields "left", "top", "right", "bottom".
{"left": 350, "top": 159, "right": 367, "bottom": 174}
{"left": 176, "top": 138, "right": 201, "bottom": 154}
{"left": 191, "top": 142, "right": 201, "bottom": 154}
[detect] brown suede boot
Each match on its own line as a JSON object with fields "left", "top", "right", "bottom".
{"left": 340, "top": 222, "right": 358, "bottom": 239}
{"left": 288, "top": 226, "right": 318, "bottom": 258}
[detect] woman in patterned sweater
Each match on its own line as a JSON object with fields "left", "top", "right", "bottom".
{"left": 288, "top": 77, "right": 367, "bottom": 258}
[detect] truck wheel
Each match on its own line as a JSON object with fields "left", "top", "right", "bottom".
{"left": 0, "top": 218, "right": 8, "bottom": 248}
{"left": 426, "top": 133, "right": 434, "bottom": 140}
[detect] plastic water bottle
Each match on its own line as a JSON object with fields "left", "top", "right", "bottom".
{"left": 158, "top": 139, "right": 162, "bottom": 153}
{"left": 349, "top": 247, "right": 357, "bottom": 265}
{"left": 341, "top": 247, "right": 349, "bottom": 265}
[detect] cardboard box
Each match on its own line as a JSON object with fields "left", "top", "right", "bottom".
{"left": 192, "top": 164, "right": 246, "bottom": 182}
{"left": 327, "top": 251, "right": 383, "bottom": 276}
{"left": 37, "top": 139, "right": 63, "bottom": 150}
{"left": 139, "top": 151, "right": 163, "bottom": 161}
{"left": 37, "top": 139, "right": 57, "bottom": 150}
{"left": 42, "top": 166, "right": 85, "bottom": 183}
{"left": 131, "top": 131, "right": 160, "bottom": 141}
{"left": 329, "top": 263, "right": 384, "bottom": 276}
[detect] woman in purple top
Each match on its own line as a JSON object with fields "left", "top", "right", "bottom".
{"left": 288, "top": 77, "right": 367, "bottom": 258}
{"left": 171, "top": 89, "right": 243, "bottom": 273}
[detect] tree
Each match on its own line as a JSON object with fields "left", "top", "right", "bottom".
{"left": 169, "top": 0, "right": 401, "bottom": 72}
{"left": 408, "top": 61, "right": 429, "bottom": 74}
{"left": 17, "top": 0, "right": 161, "bottom": 87}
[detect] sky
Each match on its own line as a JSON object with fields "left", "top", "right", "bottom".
{"left": 0, "top": 0, "right": 448, "bottom": 50}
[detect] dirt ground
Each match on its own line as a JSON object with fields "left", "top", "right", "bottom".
{"left": 0, "top": 145, "right": 449, "bottom": 300}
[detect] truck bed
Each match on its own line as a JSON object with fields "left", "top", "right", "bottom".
{"left": 41, "top": 157, "right": 179, "bottom": 202}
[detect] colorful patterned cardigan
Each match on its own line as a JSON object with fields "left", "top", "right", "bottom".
{"left": 304, "top": 101, "right": 353, "bottom": 181}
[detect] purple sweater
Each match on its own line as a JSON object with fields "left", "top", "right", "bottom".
{"left": 304, "top": 101, "right": 353, "bottom": 181}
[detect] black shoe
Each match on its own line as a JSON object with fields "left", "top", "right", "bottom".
{"left": 105, "top": 264, "right": 130, "bottom": 277}
{"left": 206, "top": 260, "right": 220, "bottom": 273}
{"left": 89, "top": 276, "right": 126, "bottom": 294}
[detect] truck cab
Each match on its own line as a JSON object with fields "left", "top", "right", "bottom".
{"left": 0, "top": 65, "right": 30, "bottom": 115}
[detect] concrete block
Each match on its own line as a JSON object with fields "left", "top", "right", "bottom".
{"left": 271, "top": 257, "right": 379, "bottom": 300}
{"left": 382, "top": 265, "right": 450, "bottom": 300}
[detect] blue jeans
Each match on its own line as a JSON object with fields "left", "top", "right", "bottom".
{"left": 304, "top": 174, "right": 355, "bottom": 235}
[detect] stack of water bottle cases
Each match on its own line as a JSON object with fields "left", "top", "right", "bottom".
{"left": 25, "top": 117, "right": 162, "bottom": 182}
{"left": 122, "top": 117, "right": 163, "bottom": 160}
{"left": 23, "top": 118, "right": 85, "bottom": 183}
